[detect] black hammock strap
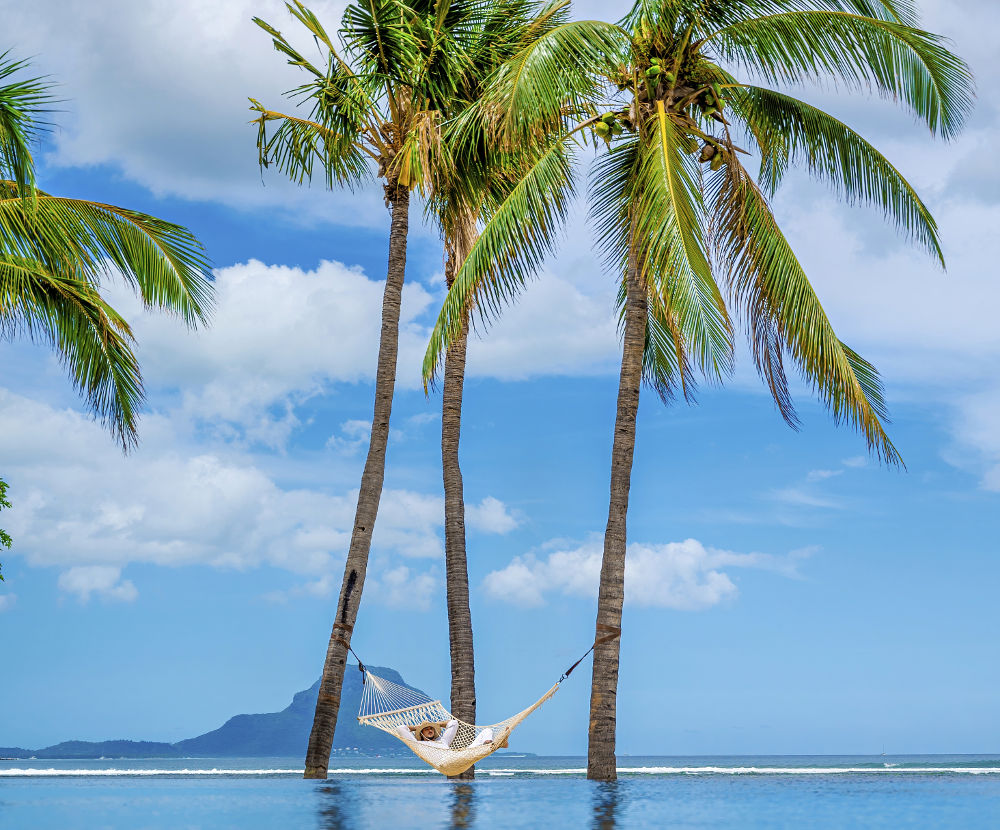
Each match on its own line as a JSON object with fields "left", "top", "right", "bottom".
{"left": 330, "top": 622, "right": 367, "bottom": 675}
{"left": 558, "top": 624, "right": 621, "bottom": 683}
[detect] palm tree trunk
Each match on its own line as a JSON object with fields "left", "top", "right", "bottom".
{"left": 304, "top": 183, "right": 410, "bottom": 779}
{"left": 442, "top": 225, "right": 476, "bottom": 780}
{"left": 587, "top": 242, "right": 647, "bottom": 782}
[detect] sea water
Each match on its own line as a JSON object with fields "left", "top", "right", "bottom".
{"left": 2, "top": 755, "right": 999, "bottom": 828}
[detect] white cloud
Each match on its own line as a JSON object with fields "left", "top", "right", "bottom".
{"left": 2, "top": 0, "right": 390, "bottom": 226}
{"left": 466, "top": 496, "right": 519, "bottom": 535}
{"left": 483, "top": 538, "right": 809, "bottom": 610}
{"left": 0, "top": 389, "right": 519, "bottom": 598}
{"left": 0, "top": 593, "right": 16, "bottom": 612}
{"left": 119, "top": 259, "right": 435, "bottom": 442}
{"left": 95, "top": 256, "right": 621, "bottom": 449}
{"left": 57, "top": 566, "right": 138, "bottom": 603}
{"left": 948, "top": 389, "right": 1000, "bottom": 492}
{"left": 264, "top": 565, "right": 438, "bottom": 610}
{"left": 370, "top": 565, "right": 438, "bottom": 611}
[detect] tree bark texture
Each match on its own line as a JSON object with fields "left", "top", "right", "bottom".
{"left": 442, "top": 224, "right": 476, "bottom": 780}
{"left": 304, "top": 185, "right": 410, "bottom": 779}
{"left": 587, "top": 244, "right": 647, "bottom": 782}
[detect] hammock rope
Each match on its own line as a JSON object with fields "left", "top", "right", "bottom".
{"left": 353, "top": 624, "right": 620, "bottom": 777}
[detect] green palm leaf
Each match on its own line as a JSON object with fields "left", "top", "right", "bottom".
{"left": 423, "top": 133, "right": 576, "bottom": 383}
{"left": 0, "top": 53, "right": 53, "bottom": 197}
{"left": 708, "top": 157, "right": 900, "bottom": 464}
{"left": 489, "top": 18, "right": 628, "bottom": 141}
{"left": 632, "top": 107, "right": 733, "bottom": 379}
{"left": 703, "top": 10, "right": 974, "bottom": 138}
{"left": 0, "top": 259, "right": 143, "bottom": 448}
{"left": 0, "top": 184, "right": 213, "bottom": 325}
{"left": 728, "top": 84, "right": 942, "bottom": 263}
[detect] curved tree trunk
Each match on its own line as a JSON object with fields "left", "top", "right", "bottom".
{"left": 304, "top": 184, "right": 410, "bottom": 779}
{"left": 442, "top": 223, "right": 477, "bottom": 780}
{"left": 587, "top": 241, "right": 646, "bottom": 782}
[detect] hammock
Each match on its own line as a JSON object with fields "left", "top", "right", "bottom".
{"left": 352, "top": 624, "right": 620, "bottom": 776}
{"left": 358, "top": 667, "right": 560, "bottom": 776}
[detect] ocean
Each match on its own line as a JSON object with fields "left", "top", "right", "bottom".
{"left": 2, "top": 754, "right": 999, "bottom": 828}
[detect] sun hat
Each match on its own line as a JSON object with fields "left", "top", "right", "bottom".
{"left": 411, "top": 720, "right": 442, "bottom": 741}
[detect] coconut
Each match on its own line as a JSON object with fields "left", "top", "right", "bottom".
{"left": 710, "top": 153, "right": 725, "bottom": 171}
{"left": 664, "top": 71, "right": 676, "bottom": 83}
{"left": 650, "top": 57, "right": 661, "bottom": 65}
{"left": 601, "top": 112, "right": 616, "bottom": 124}
{"left": 595, "top": 121, "right": 611, "bottom": 137}
{"left": 699, "top": 144, "right": 716, "bottom": 162}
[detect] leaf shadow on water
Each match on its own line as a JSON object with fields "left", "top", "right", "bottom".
{"left": 317, "top": 781, "right": 358, "bottom": 830}
{"left": 592, "top": 781, "right": 623, "bottom": 830}
{"left": 449, "top": 782, "right": 477, "bottom": 829}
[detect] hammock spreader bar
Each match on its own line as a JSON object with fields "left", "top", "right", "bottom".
{"left": 351, "top": 626, "right": 621, "bottom": 777}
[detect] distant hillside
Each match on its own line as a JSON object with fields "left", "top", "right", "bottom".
{"left": 1, "top": 665, "right": 426, "bottom": 760}
{"left": 175, "top": 665, "right": 417, "bottom": 757}
{"left": 36, "top": 741, "right": 181, "bottom": 759}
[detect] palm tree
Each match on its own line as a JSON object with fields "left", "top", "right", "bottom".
{"left": 1, "top": 53, "right": 214, "bottom": 450}
{"left": 250, "top": 0, "right": 491, "bottom": 779}
{"left": 0, "top": 477, "right": 11, "bottom": 582}
{"left": 424, "top": 0, "right": 973, "bottom": 781}
{"left": 427, "top": 0, "right": 579, "bottom": 779}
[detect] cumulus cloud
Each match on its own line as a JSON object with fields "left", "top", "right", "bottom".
{"left": 0, "top": 389, "right": 519, "bottom": 597}
{"left": 369, "top": 565, "right": 438, "bottom": 611}
{"left": 2, "top": 0, "right": 389, "bottom": 226}
{"left": 94, "top": 256, "right": 619, "bottom": 449}
{"left": 264, "top": 565, "right": 438, "bottom": 609}
{"left": 58, "top": 566, "right": 138, "bottom": 603}
{"left": 466, "top": 496, "right": 519, "bottom": 535}
{"left": 948, "top": 389, "right": 1000, "bottom": 492}
{"left": 483, "top": 538, "right": 811, "bottom": 610}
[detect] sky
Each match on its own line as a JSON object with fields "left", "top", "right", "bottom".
{"left": 1, "top": 0, "right": 998, "bottom": 757}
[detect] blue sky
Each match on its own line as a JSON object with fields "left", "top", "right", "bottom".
{"left": 1, "top": 0, "right": 998, "bottom": 757}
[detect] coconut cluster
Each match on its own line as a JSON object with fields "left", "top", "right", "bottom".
{"left": 592, "top": 45, "right": 734, "bottom": 175}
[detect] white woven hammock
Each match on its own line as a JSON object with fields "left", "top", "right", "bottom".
{"left": 358, "top": 668, "right": 560, "bottom": 776}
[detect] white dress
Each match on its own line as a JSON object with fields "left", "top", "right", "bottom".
{"left": 396, "top": 719, "right": 494, "bottom": 748}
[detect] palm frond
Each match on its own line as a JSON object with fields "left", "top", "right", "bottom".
{"left": 0, "top": 183, "right": 213, "bottom": 326}
{"left": 708, "top": 157, "right": 900, "bottom": 464}
{"left": 422, "top": 133, "right": 576, "bottom": 385}
{"left": 0, "top": 258, "right": 143, "bottom": 450}
{"left": 728, "top": 84, "right": 942, "bottom": 264}
{"left": 703, "top": 10, "right": 974, "bottom": 138}
{"left": 489, "top": 19, "right": 628, "bottom": 142}
{"left": 250, "top": 103, "right": 373, "bottom": 189}
{"left": 633, "top": 106, "right": 733, "bottom": 380}
{"left": 0, "top": 52, "right": 54, "bottom": 197}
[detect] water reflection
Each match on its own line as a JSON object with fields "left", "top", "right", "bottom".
{"left": 317, "top": 781, "right": 357, "bottom": 830}
{"left": 591, "top": 781, "right": 622, "bottom": 830}
{"left": 449, "top": 783, "right": 478, "bottom": 829}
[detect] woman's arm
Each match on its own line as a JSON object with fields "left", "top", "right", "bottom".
{"left": 438, "top": 720, "right": 459, "bottom": 747}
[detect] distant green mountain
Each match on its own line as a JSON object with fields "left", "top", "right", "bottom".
{"left": 2, "top": 665, "right": 425, "bottom": 759}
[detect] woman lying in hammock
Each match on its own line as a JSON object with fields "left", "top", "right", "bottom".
{"left": 397, "top": 719, "right": 494, "bottom": 749}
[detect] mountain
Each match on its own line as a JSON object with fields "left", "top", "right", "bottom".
{"left": 33, "top": 740, "right": 181, "bottom": 759}
{"left": 175, "top": 665, "right": 416, "bottom": 757}
{"left": 1, "top": 665, "right": 427, "bottom": 759}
